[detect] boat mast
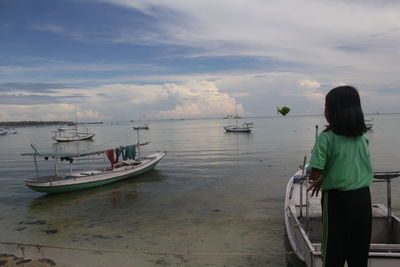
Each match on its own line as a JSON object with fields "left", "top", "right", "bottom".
{"left": 235, "top": 97, "right": 238, "bottom": 128}
{"left": 74, "top": 104, "right": 78, "bottom": 136}
{"left": 30, "top": 144, "right": 39, "bottom": 178}
{"left": 135, "top": 128, "right": 141, "bottom": 162}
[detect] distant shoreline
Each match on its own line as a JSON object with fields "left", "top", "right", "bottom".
{"left": 0, "top": 121, "right": 74, "bottom": 127}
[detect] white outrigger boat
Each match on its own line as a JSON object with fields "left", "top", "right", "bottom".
{"left": 52, "top": 127, "right": 95, "bottom": 142}
{"left": 23, "top": 128, "right": 166, "bottom": 193}
{"left": 285, "top": 128, "right": 400, "bottom": 267}
{"left": 52, "top": 105, "right": 95, "bottom": 142}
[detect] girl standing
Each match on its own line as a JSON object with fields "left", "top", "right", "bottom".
{"left": 308, "top": 85, "right": 373, "bottom": 267}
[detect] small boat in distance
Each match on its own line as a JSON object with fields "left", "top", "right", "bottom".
{"left": 223, "top": 114, "right": 241, "bottom": 119}
{"left": 0, "top": 127, "right": 17, "bottom": 135}
{"left": 132, "top": 123, "right": 149, "bottom": 130}
{"left": 53, "top": 127, "right": 95, "bottom": 142}
{"left": 22, "top": 129, "right": 166, "bottom": 193}
{"left": 224, "top": 122, "right": 254, "bottom": 133}
{"left": 365, "top": 118, "right": 374, "bottom": 130}
{"left": 52, "top": 106, "right": 95, "bottom": 142}
{"left": 224, "top": 98, "right": 253, "bottom": 132}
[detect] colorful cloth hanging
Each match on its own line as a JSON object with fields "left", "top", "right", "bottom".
{"left": 119, "top": 145, "right": 136, "bottom": 160}
{"left": 126, "top": 145, "right": 136, "bottom": 160}
{"left": 106, "top": 148, "right": 119, "bottom": 169}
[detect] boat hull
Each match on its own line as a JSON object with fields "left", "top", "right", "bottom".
{"left": 224, "top": 126, "right": 251, "bottom": 133}
{"left": 25, "top": 152, "right": 166, "bottom": 193}
{"left": 54, "top": 133, "right": 95, "bottom": 142}
{"left": 133, "top": 125, "right": 149, "bottom": 130}
{"left": 285, "top": 171, "right": 400, "bottom": 267}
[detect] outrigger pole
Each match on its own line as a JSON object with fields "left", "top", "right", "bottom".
{"left": 134, "top": 127, "right": 141, "bottom": 162}
{"left": 299, "top": 155, "right": 307, "bottom": 219}
{"left": 300, "top": 125, "right": 319, "bottom": 227}
{"left": 305, "top": 125, "right": 320, "bottom": 231}
{"left": 30, "top": 144, "right": 39, "bottom": 179}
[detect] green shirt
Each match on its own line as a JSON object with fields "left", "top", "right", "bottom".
{"left": 309, "top": 130, "right": 373, "bottom": 191}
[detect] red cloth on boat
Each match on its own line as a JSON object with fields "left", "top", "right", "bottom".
{"left": 106, "top": 148, "right": 119, "bottom": 169}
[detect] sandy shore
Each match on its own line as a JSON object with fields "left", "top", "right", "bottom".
{"left": 0, "top": 254, "right": 58, "bottom": 267}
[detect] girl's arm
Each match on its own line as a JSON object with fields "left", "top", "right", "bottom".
{"left": 308, "top": 168, "right": 322, "bottom": 197}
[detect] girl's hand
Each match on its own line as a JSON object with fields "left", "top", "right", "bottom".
{"left": 308, "top": 177, "right": 322, "bottom": 197}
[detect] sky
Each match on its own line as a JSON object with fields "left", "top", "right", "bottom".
{"left": 1, "top": 0, "right": 400, "bottom": 122}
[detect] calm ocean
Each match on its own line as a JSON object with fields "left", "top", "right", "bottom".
{"left": 0, "top": 115, "right": 399, "bottom": 266}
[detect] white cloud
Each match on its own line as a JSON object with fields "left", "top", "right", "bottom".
{"left": 300, "top": 79, "right": 320, "bottom": 90}
{"left": 0, "top": 80, "right": 243, "bottom": 120}
{"left": 99, "top": 0, "right": 400, "bottom": 84}
{"left": 157, "top": 80, "right": 241, "bottom": 118}
{"left": 299, "top": 79, "right": 324, "bottom": 103}
{"left": 31, "top": 24, "right": 64, "bottom": 33}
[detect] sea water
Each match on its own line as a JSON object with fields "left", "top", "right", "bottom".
{"left": 0, "top": 115, "right": 399, "bottom": 266}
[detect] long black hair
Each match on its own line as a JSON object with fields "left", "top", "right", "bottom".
{"left": 324, "top": 85, "right": 367, "bottom": 137}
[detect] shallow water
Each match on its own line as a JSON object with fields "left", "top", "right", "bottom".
{"left": 0, "top": 115, "right": 399, "bottom": 266}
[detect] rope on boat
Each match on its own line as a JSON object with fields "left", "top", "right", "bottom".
{"left": 0, "top": 241, "right": 265, "bottom": 257}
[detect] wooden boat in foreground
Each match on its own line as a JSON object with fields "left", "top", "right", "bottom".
{"left": 285, "top": 167, "right": 400, "bottom": 267}
{"left": 23, "top": 129, "right": 166, "bottom": 193}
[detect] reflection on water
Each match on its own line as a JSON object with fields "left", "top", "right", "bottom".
{"left": 29, "top": 169, "right": 166, "bottom": 213}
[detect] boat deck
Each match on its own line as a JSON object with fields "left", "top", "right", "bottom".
{"left": 289, "top": 180, "right": 400, "bottom": 249}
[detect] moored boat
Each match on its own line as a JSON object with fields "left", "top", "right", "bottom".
{"left": 0, "top": 127, "right": 17, "bottom": 135}
{"left": 52, "top": 105, "right": 95, "bottom": 142}
{"left": 132, "top": 123, "right": 149, "bottom": 130}
{"left": 0, "top": 128, "right": 7, "bottom": 135}
{"left": 22, "top": 151, "right": 165, "bottom": 193}
{"left": 224, "top": 98, "right": 254, "bottom": 133}
{"left": 285, "top": 167, "right": 400, "bottom": 266}
{"left": 224, "top": 122, "right": 253, "bottom": 132}
{"left": 23, "top": 128, "right": 166, "bottom": 193}
{"left": 53, "top": 127, "right": 95, "bottom": 142}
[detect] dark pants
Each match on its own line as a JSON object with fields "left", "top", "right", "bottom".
{"left": 321, "top": 187, "right": 372, "bottom": 267}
